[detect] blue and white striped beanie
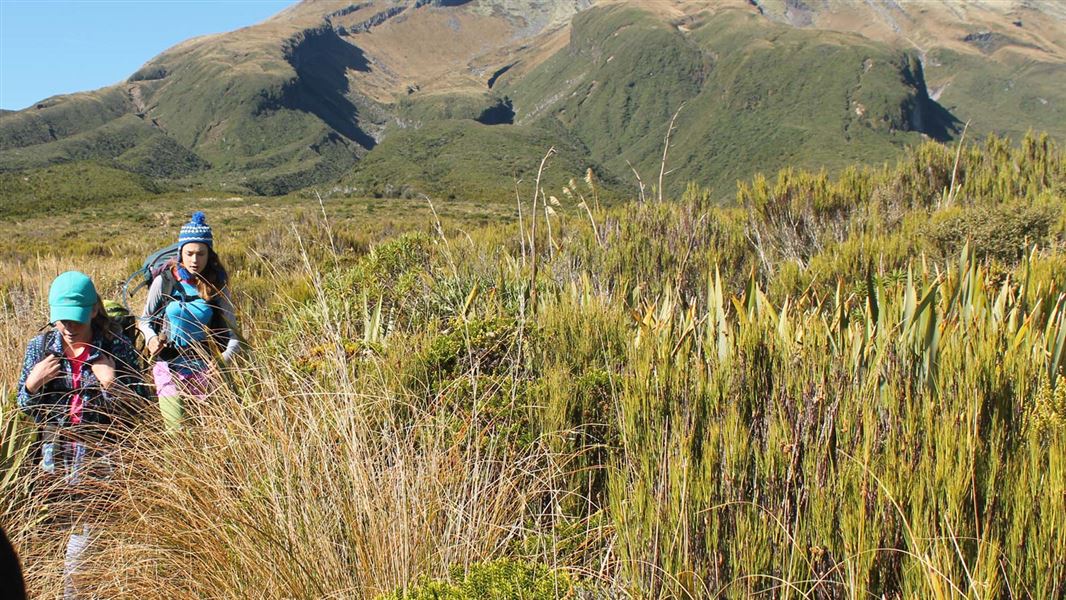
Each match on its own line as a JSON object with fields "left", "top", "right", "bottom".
{"left": 178, "top": 211, "right": 213, "bottom": 250}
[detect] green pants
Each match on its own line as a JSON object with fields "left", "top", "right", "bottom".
{"left": 152, "top": 361, "right": 209, "bottom": 431}
{"left": 158, "top": 394, "right": 184, "bottom": 432}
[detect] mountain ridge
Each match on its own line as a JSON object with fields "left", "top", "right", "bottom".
{"left": 0, "top": 0, "right": 1062, "bottom": 198}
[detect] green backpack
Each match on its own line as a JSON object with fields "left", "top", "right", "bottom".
{"left": 103, "top": 299, "right": 144, "bottom": 354}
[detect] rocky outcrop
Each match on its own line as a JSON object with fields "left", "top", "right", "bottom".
{"left": 335, "top": 5, "right": 407, "bottom": 35}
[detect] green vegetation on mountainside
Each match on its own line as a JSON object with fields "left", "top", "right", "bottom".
{"left": 505, "top": 7, "right": 705, "bottom": 164}
{"left": 0, "top": 114, "right": 207, "bottom": 179}
{"left": 502, "top": 7, "right": 957, "bottom": 197}
{"left": 0, "top": 26, "right": 375, "bottom": 195}
{"left": 0, "top": 87, "right": 132, "bottom": 149}
{"left": 340, "top": 119, "right": 616, "bottom": 202}
{"left": 925, "top": 47, "right": 1066, "bottom": 141}
{"left": 0, "top": 162, "right": 164, "bottom": 220}
{"left": 340, "top": 4, "right": 966, "bottom": 202}
{"left": 135, "top": 27, "right": 374, "bottom": 191}
{"left": 389, "top": 92, "right": 505, "bottom": 126}
{"left": 1, "top": 2, "right": 1063, "bottom": 201}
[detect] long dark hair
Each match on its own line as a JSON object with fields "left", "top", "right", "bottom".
{"left": 90, "top": 298, "right": 115, "bottom": 340}
{"left": 183, "top": 247, "right": 229, "bottom": 302}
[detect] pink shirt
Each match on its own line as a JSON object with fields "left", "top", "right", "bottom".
{"left": 66, "top": 345, "right": 90, "bottom": 425}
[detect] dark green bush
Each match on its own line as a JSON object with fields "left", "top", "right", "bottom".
{"left": 377, "top": 559, "right": 580, "bottom": 600}
{"left": 926, "top": 201, "right": 1060, "bottom": 263}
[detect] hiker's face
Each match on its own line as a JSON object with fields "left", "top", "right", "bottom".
{"left": 54, "top": 306, "right": 97, "bottom": 346}
{"left": 181, "top": 243, "right": 209, "bottom": 274}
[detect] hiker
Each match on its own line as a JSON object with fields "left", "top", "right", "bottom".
{"left": 16, "top": 271, "right": 148, "bottom": 598}
{"left": 138, "top": 211, "right": 241, "bottom": 430}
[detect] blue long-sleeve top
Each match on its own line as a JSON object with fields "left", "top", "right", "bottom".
{"left": 137, "top": 266, "right": 241, "bottom": 362}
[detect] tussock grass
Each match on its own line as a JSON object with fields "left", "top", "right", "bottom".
{"left": 76, "top": 367, "right": 559, "bottom": 598}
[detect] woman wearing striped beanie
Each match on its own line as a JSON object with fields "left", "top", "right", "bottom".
{"left": 138, "top": 211, "right": 243, "bottom": 430}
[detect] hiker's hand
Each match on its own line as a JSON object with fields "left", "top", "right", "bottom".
{"left": 92, "top": 355, "right": 117, "bottom": 391}
{"left": 147, "top": 336, "right": 163, "bottom": 357}
{"left": 26, "top": 354, "right": 61, "bottom": 393}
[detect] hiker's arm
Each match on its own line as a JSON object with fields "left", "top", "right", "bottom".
{"left": 138, "top": 276, "right": 165, "bottom": 350}
{"left": 17, "top": 337, "right": 55, "bottom": 414}
{"left": 86, "top": 355, "right": 129, "bottom": 421}
{"left": 217, "top": 289, "right": 242, "bottom": 362}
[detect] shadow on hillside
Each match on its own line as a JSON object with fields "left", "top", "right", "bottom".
{"left": 905, "top": 58, "right": 963, "bottom": 142}
{"left": 282, "top": 28, "right": 377, "bottom": 150}
{"left": 477, "top": 98, "right": 515, "bottom": 125}
{"left": 916, "top": 96, "right": 962, "bottom": 142}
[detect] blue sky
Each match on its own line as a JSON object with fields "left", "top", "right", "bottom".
{"left": 0, "top": 0, "right": 297, "bottom": 111}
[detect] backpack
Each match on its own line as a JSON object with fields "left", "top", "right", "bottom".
{"left": 103, "top": 299, "right": 144, "bottom": 354}
{"left": 121, "top": 242, "right": 181, "bottom": 312}
{"left": 157, "top": 269, "right": 233, "bottom": 352}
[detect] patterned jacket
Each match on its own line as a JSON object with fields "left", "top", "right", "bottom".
{"left": 17, "top": 329, "right": 149, "bottom": 431}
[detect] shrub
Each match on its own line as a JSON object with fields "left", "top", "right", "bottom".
{"left": 377, "top": 559, "right": 581, "bottom": 600}
{"left": 926, "top": 200, "right": 1060, "bottom": 263}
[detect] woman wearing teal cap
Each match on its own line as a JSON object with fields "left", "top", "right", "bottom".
{"left": 16, "top": 270, "right": 148, "bottom": 598}
{"left": 138, "top": 211, "right": 241, "bottom": 430}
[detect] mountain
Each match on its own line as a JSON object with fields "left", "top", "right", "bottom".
{"left": 1, "top": 0, "right": 1063, "bottom": 198}
{"left": 745, "top": 0, "right": 1066, "bottom": 141}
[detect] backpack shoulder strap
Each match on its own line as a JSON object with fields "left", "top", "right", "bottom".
{"left": 159, "top": 264, "right": 176, "bottom": 290}
{"left": 143, "top": 267, "right": 178, "bottom": 323}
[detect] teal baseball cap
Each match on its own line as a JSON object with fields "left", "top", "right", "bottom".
{"left": 48, "top": 271, "right": 99, "bottom": 324}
